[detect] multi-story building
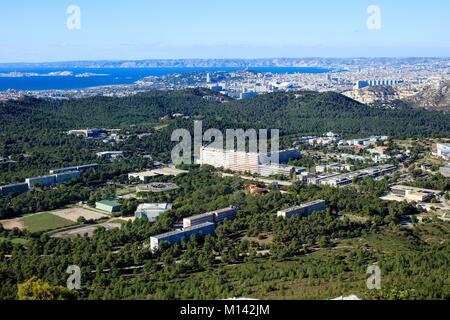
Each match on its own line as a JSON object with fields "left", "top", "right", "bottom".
{"left": 150, "top": 222, "right": 216, "bottom": 251}
{"left": 183, "top": 212, "right": 215, "bottom": 228}
{"left": 389, "top": 185, "right": 442, "bottom": 203}
{"left": 198, "top": 146, "right": 301, "bottom": 177}
{"left": 211, "top": 207, "right": 238, "bottom": 224}
{"left": 26, "top": 171, "right": 81, "bottom": 189}
{"left": 55, "top": 171, "right": 81, "bottom": 184}
{"left": 50, "top": 164, "right": 99, "bottom": 174}
{"left": 315, "top": 165, "right": 396, "bottom": 187}
{"left": 277, "top": 200, "right": 326, "bottom": 219}
{"left": 0, "top": 182, "right": 29, "bottom": 197}
{"left": 26, "top": 175, "right": 58, "bottom": 189}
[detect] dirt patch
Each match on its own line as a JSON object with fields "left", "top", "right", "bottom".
{"left": 50, "top": 207, "right": 108, "bottom": 222}
{"left": 0, "top": 218, "right": 25, "bottom": 231}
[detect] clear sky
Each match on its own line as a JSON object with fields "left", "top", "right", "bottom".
{"left": 1, "top": 0, "right": 450, "bottom": 62}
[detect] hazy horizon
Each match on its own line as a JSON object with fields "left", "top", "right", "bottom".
{"left": 2, "top": 0, "right": 450, "bottom": 63}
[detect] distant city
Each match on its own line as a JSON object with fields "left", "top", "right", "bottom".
{"left": 1, "top": 57, "right": 449, "bottom": 105}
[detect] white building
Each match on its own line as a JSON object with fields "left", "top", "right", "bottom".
{"left": 135, "top": 203, "right": 172, "bottom": 222}
{"left": 198, "top": 146, "right": 300, "bottom": 177}
{"left": 436, "top": 143, "right": 450, "bottom": 160}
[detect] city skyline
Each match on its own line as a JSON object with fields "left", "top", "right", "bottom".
{"left": 1, "top": 0, "right": 450, "bottom": 63}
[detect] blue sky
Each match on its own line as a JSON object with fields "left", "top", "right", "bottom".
{"left": 1, "top": 0, "right": 450, "bottom": 62}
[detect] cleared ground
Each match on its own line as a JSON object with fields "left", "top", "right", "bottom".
{"left": 50, "top": 206, "right": 108, "bottom": 222}
{"left": 0, "top": 218, "right": 24, "bottom": 230}
{"left": 51, "top": 222, "right": 122, "bottom": 238}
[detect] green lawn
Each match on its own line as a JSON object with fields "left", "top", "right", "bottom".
{"left": 21, "top": 213, "right": 75, "bottom": 233}
{"left": 0, "top": 237, "right": 30, "bottom": 245}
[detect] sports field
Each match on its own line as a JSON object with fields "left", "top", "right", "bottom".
{"left": 21, "top": 213, "right": 75, "bottom": 233}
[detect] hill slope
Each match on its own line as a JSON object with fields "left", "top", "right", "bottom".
{"left": 1, "top": 90, "right": 450, "bottom": 138}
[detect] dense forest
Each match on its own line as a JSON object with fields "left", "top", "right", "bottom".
{"left": 1, "top": 89, "right": 450, "bottom": 136}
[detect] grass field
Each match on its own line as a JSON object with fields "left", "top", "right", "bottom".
{"left": 0, "top": 237, "right": 30, "bottom": 245}
{"left": 21, "top": 213, "right": 75, "bottom": 233}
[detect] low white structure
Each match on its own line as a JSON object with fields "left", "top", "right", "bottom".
{"left": 135, "top": 203, "right": 172, "bottom": 222}
{"left": 436, "top": 143, "right": 450, "bottom": 160}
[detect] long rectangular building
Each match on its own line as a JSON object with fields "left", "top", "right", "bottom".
{"left": 0, "top": 182, "right": 29, "bottom": 197}
{"left": 277, "top": 200, "right": 326, "bottom": 219}
{"left": 183, "top": 212, "right": 215, "bottom": 228}
{"left": 50, "top": 164, "right": 99, "bottom": 174}
{"left": 26, "top": 171, "right": 81, "bottom": 189}
{"left": 183, "top": 207, "right": 238, "bottom": 228}
{"left": 198, "top": 146, "right": 301, "bottom": 177}
{"left": 150, "top": 222, "right": 216, "bottom": 251}
{"left": 212, "top": 207, "right": 238, "bottom": 224}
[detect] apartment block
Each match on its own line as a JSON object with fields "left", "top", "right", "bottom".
{"left": 183, "top": 212, "right": 215, "bottom": 228}
{"left": 150, "top": 222, "right": 216, "bottom": 251}
{"left": 0, "top": 182, "right": 29, "bottom": 197}
{"left": 277, "top": 200, "right": 326, "bottom": 219}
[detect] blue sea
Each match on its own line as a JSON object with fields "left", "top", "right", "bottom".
{"left": 0, "top": 67, "right": 332, "bottom": 91}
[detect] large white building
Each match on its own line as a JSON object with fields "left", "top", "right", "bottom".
{"left": 197, "top": 146, "right": 300, "bottom": 177}
{"left": 436, "top": 143, "right": 450, "bottom": 160}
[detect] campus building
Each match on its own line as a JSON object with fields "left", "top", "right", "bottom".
{"left": 95, "top": 200, "right": 122, "bottom": 214}
{"left": 50, "top": 164, "right": 99, "bottom": 174}
{"left": 135, "top": 203, "right": 172, "bottom": 222}
{"left": 277, "top": 200, "right": 326, "bottom": 219}
{"left": 25, "top": 171, "right": 81, "bottom": 189}
{"left": 388, "top": 185, "right": 442, "bottom": 203}
{"left": 436, "top": 143, "right": 450, "bottom": 160}
{"left": 150, "top": 222, "right": 216, "bottom": 251}
{"left": 0, "top": 182, "right": 29, "bottom": 197}
{"left": 197, "top": 146, "right": 301, "bottom": 177}
{"left": 183, "top": 207, "right": 238, "bottom": 228}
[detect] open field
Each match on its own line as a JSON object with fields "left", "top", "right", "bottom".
{"left": 50, "top": 206, "right": 108, "bottom": 222}
{"left": 50, "top": 222, "right": 122, "bottom": 238}
{"left": 21, "top": 213, "right": 75, "bottom": 233}
{"left": 0, "top": 206, "right": 107, "bottom": 232}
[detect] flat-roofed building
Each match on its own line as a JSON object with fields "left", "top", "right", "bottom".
{"left": 96, "top": 151, "right": 124, "bottom": 160}
{"left": 212, "top": 207, "right": 238, "bottom": 224}
{"left": 183, "top": 222, "right": 216, "bottom": 240}
{"left": 26, "top": 175, "right": 57, "bottom": 189}
{"left": 183, "top": 212, "right": 215, "bottom": 228}
{"left": 436, "top": 143, "right": 450, "bottom": 160}
{"left": 277, "top": 200, "right": 326, "bottom": 219}
{"left": 50, "top": 164, "right": 98, "bottom": 174}
{"left": 128, "top": 171, "right": 161, "bottom": 182}
{"left": 150, "top": 222, "right": 216, "bottom": 251}
{"left": 389, "top": 185, "right": 442, "bottom": 202}
{"left": 0, "top": 182, "right": 29, "bottom": 197}
{"left": 95, "top": 200, "right": 122, "bottom": 214}
{"left": 55, "top": 171, "right": 81, "bottom": 184}
{"left": 198, "top": 146, "right": 301, "bottom": 177}
{"left": 135, "top": 203, "right": 172, "bottom": 222}
{"left": 152, "top": 167, "right": 189, "bottom": 177}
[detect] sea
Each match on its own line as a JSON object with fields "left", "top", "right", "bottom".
{"left": 0, "top": 67, "right": 332, "bottom": 91}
